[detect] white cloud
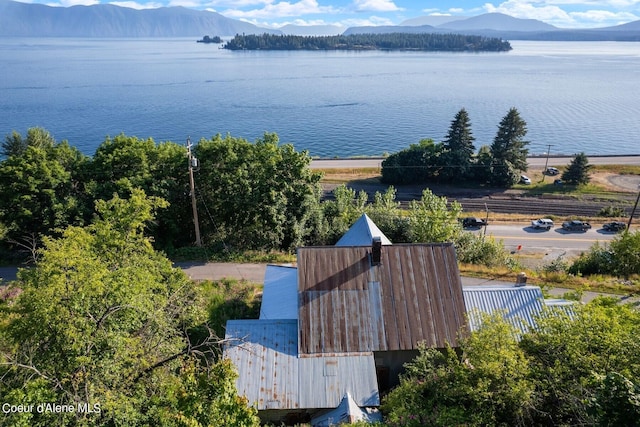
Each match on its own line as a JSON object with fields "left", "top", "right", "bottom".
{"left": 108, "top": 1, "right": 164, "bottom": 8}
{"left": 54, "top": 0, "right": 99, "bottom": 6}
{"left": 484, "top": 1, "right": 575, "bottom": 25}
{"left": 483, "top": 0, "right": 639, "bottom": 27}
{"left": 571, "top": 9, "right": 639, "bottom": 24}
{"left": 206, "top": 0, "right": 266, "bottom": 7}
{"left": 222, "top": 0, "right": 338, "bottom": 19}
{"left": 167, "top": 0, "right": 203, "bottom": 7}
{"left": 353, "top": 0, "right": 401, "bottom": 12}
{"left": 338, "top": 15, "right": 396, "bottom": 26}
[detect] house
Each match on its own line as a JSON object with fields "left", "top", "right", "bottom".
{"left": 223, "top": 214, "right": 566, "bottom": 425}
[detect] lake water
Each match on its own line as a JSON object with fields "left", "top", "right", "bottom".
{"left": 1, "top": 38, "right": 639, "bottom": 158}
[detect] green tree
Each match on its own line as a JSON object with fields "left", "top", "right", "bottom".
{"left": 589, "top": 371, "right": 640, "bottom": 426}
{"left": 380, "top": 139, "right": 442, "bottom": 184}
{"left": 382, "top": 313, "right": 534, "bottom": 426}
{"left": 321, "top": 184, "right": 369, "bottom": 244}
{"left": 0, "top": 128, "right": 88, "bottom": 244}
{"left": 561, "top": 152, "right": 592, "bottom": 185}
{"left": 606, "top": 230, "right": 640, "bottom": 278}
{"left": 487, "top": 108, "right": 530, "bottom": 187}
{"left": 520, "top": 298, "right": 640, "bottom": 426}
{"left": 408, "top": 188, "right": 462, "bottom": 243}
{"left": 2, "top": 130, "right": 28, "bottom": 157}
{"left": 440, "top": 108, "right": 476, "bottom": 182}
{"left": 194, "top": 133, "right": 322, "bottom": 251}
{"left": 454, "top": 232, "right": 514, "bottom": 267}
{"left": 365, "top": 186, "right": 411, "bottom": 243}
{"left": 0, "top": 190, "right": 258, "bottom": 426}
{"left": 568, "top": 231, "right": 640, "bottom": 278}
{"left": 88, "top": 134, "right": 192, "bottom": 249}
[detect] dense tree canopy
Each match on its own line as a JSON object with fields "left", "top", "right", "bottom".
{"left": 380, "top": 139, "right": 441, "bottom": 184}
{"left": 381, "top": 108, "right": 531, "bottom": 188}
{"left": 569, "top": 230, "right": 640, "bottom": 278}
{"left": 223, "top": 33, "right": 512, "bottom": 52}
{"left": 0, "top": 190, "right": 259, "bottom": 426}
{"left": 194, "top": 133, "right": 322, "bottom": 251}
{"left": 0, "top": 129, "right": 324, "bottom": 255}
{"left": 383, "top": 298, "right": 640, "bottom": 426}
{"left": 0, "top": 128, "right": 88, "bottom": 244}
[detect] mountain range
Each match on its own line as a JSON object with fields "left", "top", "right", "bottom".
{"left": 345, "top": 13, "right": 640, "bottom": 41}
{"left": 1, "top": 0, "right": 639, "bottom": 41}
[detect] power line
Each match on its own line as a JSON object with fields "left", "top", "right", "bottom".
{"left": 187, "top": 137, "right": 202, "bottom": 247}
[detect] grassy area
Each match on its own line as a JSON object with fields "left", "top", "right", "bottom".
{"left": 459, "top": 261, "right": 639, "bottom": 296}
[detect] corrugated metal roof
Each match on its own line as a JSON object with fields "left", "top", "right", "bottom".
{"left": 462, "top": 285, "right": 545, "bottom": 334}
{"left": 297, "top": 243, "right": 467, "bottom": 355}
{"left": 298, "top": 354, "right": 379, "bottom": 408}
{"left": 224, "top": 320, "right": 299, "bottom": 410}
{"left": 335, "top": 213, "right": 392, "bottom": 246}
{"left": 223, "top": 319, "right": 379, "bottom": 411}
{"left": 259, "top": 265, "right": 298, "bottom": 320}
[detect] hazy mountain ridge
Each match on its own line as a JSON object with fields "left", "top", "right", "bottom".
{"left": 346, "top": 12, "right": 640, "bottom": 41}
{"left": 0, "top": 0, "right": 277, "bottom": 37}
{"left": 1, "top": 1, "right": 638, "bottom": 40}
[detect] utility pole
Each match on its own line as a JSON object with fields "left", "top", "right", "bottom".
{"left": 627, "top": 185, "right": 640, "bottom": 231}
{"left": 541, "top": 144, "right": 553, "bottom": 182}
{"left": 187, "top": 137, "right": 202, "bottom": 247}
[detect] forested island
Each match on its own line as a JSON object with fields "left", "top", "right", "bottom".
{"left": 197, "top": 35, "right": 222, "bottom": 43}
{"left": 222, "top": 33, "right": 512, "bottom": 51}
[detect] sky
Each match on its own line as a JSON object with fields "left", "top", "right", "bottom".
{"left": 26, "top": 0, "right": 640, "bottom": 29}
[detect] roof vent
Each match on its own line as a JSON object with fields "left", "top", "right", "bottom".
{"left": 372, "top": 236, "right": 382, "bottom": 265}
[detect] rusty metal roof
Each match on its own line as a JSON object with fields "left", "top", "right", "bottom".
{"left": 297, "top": 243, "right": 467, "bottom": 355}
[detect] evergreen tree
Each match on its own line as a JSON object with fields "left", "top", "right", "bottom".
{"left": 562, "top": 152, "right": 592, "bottom": 185}
{"left": 440, "top": 108, "right": 476, "bottom": 182}
{"left": 488, "top": 108, "right": 530, "bottom": 187}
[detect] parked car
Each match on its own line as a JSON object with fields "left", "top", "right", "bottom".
{"left": 520, "top": 175, "right": 532, "bottom": 185}
{"left": 462, "top": 217, "right": 487, "bottom": 228}
{"left": 562, "top": 220, "right": 592, "bottom": 232}
{"left": 531, "top": 218, "right": 554, "bottom": 230}
{"left": 553, "top": 179, "right": 563, "bottom": 186}
{"left": 602, "top": 221, "right": 627, "bottom": 232}
{"left": 544, "top": 167, "right": 559, "bottom": 176}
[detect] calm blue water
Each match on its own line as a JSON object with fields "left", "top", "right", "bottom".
{"left": 1, "top": 38, "right": 639, "bottom": 157}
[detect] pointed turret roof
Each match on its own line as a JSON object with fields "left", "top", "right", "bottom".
{"left": 335, "top": 213, "right": 392, "bottom": 246}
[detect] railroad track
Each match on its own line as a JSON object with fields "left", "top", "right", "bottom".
{"left": 322, "top": 186, "right": 636, "bottom": 218}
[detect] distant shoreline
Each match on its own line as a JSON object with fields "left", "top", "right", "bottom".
{"left": 310, "top": 154, "right": 640, "bottom": 169}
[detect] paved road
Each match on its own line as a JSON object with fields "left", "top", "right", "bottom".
{"left": 473, "top": 223, "right": 631, "bottom": 252}
{"left": 311, "top": 155, "right": 640, "bottom": 170}
{"left": 1, "top": 262, "right": 632, "bottom": 304}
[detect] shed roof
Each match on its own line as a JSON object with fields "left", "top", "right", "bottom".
{"left": 462, "top": 285, "right": 545, "bottom": 334}
{"left": 335, "top": 213, "right": 392, "bottom": 246}
{"left": 224, "top": 319, "right": 379, "bottom": 411}
{"left": 259, "top": 265, "right": 298, "bottom": 320}
{"left": 297, "top": 243, "right": 467, "bottom": 355}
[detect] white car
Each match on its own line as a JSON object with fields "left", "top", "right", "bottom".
{"left": 531, "top": 218, "right": 554, "bottom": 230}
{"left": 545, "top": 167, "right": 559, "bottom": 176}
{"left": 520, "top": 175, "right": 532, "bottom": 185}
